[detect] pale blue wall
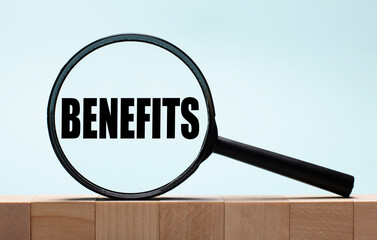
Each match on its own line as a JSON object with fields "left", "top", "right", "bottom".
{"left": 1, "top": 0, "right": 376, "bottom": 196}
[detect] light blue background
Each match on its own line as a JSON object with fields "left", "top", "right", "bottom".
{"left": 1, "top": 0, "right": 376, "bottom": 196}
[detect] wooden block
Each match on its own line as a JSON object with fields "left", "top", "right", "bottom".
{"left": 223, "top": 195, "right": 289, "bottom": 240}
{"left": 96, "top": 197, "right": 159, "bottom": 240}
{"left": 353, "top": 194, "right": 377, "bottom": 240}
{"left": 0, "top": 195, "right": 34, "bottom": 240}
{"left": 160, "top": 196, "right": 224, "bottom": 240}
{"left": 31, "top": 194, "right": 97, "bottom": 240}
{"left": 288, "top": 195, "right": 353, "bottom": 240}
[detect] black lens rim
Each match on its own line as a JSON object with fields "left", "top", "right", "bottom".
{"left": 47, "top": 33, "right": 216, "bottom": 199}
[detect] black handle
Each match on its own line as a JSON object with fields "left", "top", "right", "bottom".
{"left": 213, "top": 136, "right": 354, "bottom": 197}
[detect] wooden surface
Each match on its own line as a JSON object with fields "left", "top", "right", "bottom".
{"left": 0, "top": 194, "right": 376, "bottom": 239}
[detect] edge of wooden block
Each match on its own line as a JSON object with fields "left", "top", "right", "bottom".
{"left": 223, "top": 195, "right": 288, "bottom": 203}
{"left": 159, "top": 195, "right": 224, "bottom": 202}
{"left": 0, "top": 195, "right": 36, "bottom": 203}
{"left": 285, "top": 195, "right": 355, "bottom": 203}
{"left": 32, "top": 194, "right": 99, "bottom": 202}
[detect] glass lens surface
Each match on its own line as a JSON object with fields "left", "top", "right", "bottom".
{"left": 54, "top": 41, "right": 209, "bottom": 193}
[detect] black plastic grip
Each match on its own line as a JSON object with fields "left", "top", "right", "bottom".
{"left": 213, "top": 136, "right": 354, "bottom": 197}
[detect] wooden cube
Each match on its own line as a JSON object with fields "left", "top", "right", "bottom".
{"left": 288, "top": 196, "right": 353, "bottom": 240}
{"left": 160, "top": 196, "right": 224, "bottom": 240}
{"left": 0, "top": 195, "right": 34, "bottom": 240}
{"left": 31, "top": 195, "right": 97, "bottom": 240}
{"left": 354, "top": 194, "right": 377, "bottom": 240}
{"left": 224, "top": 195, "right": 289, "bottom": 240}
{"left": 96, "top": 197, "right": 159, "bottom": 240}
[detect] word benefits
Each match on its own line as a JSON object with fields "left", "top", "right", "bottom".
{"left": 61, "top": 97, "right": 200, "bottom": 139}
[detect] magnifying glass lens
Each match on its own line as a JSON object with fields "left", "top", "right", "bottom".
{"left": 55, "top": 41, "right": 209, "bottom": 193}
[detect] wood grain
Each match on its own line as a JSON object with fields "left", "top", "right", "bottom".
{"left": 354, "top": 194, "right": 377, "bottom": 240}
{"left": 0, "top": 195, "right": 35, "bottom": 240}
{"left": 1, "top": 194, "right": 377, "bottom": 239}
{"left": 31, "top": 194, "right": 97, "bottom": 240}
{"left": 160, "top": 196, "right": 224, "bottom": 240}
{"left": 96, "top": 197, "right": 159, "bottom": 240}
{"left": 288, "top": 196, "right": 353, "bottom": 240}
{"left": 224, "top": 195, "right": 289, "bottom": 240}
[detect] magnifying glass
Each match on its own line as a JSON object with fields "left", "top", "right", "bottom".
{"left": 47, "top": 34, "right": 354, "bottom": 199}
